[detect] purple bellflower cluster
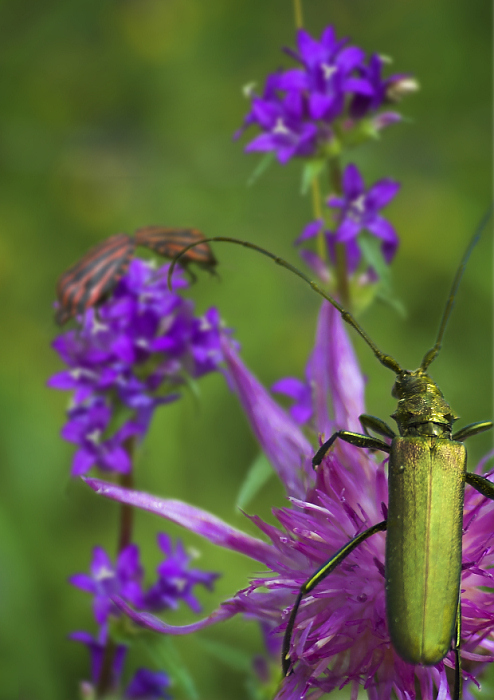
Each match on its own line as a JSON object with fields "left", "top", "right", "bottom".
{"left": 237, "top": 26, "right": 416, "bottom": 165}
{"left": 236, "top": 25, "right": 413, "bottom": 293}
{"left": 88, "top": 303, "right": 494, "bottom": 700}
{"left": 70, "top": 534, "right": 217, "bottom": 697}
{"left": 49, "top": 258, "right": 230, "bottom": 476}
{"left": 50, "top": 256, "right": 231, "bottom": 696}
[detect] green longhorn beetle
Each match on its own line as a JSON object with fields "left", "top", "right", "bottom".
{"left": 168, "top": 218, "right": 493, "bottom": 699}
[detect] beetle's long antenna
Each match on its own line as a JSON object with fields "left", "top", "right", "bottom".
{"left": 168, "top": 236, "right": 403, "bottom": 374}
{"left": 421, "top": 207, "right": 492, "bottom": 371}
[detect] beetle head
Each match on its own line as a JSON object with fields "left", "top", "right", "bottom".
{"left": 391, "top": 369, "right": 459, "bottom": 437}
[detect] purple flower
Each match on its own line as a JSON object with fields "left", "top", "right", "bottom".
{"left": 70, "top": 629, "right": 127, "bottom": 687}
{"left": 144, "top": 533, "right": 219, "bottom": 613}
{"left": 242, "top": 88, "right": 319, "bottom": 165}
{"left": 297, "top": 163, "right": 400, "bottom": 276}
{"left": 49, "top": 259, "right": 235, "bottom": 476}
{"left": 280, "top": 27, "right": 372, "bottom": 122}
{"left": 125, "top": 668, "right": 171, "bottom": 699}
{"left": 349, "top": 54, "right": 417, "bottom": 119}
{"left": 69, "top": 544, "right": 144, "bottom": 626}
{"left": 237, "top": 27, "right": 414, "bottom": 164}
{"left": 87, "top": 302, "right": 494, "bottom": 699}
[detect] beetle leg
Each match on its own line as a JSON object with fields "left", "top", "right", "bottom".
{"left": 452, "top": 421, "right": 493, "bottom": 442}
{"left": 359, "top": 414, "right": 396, "bottom": 439}
{"left": 282, "top": 519, "right": 387, "bottom": 676}
{"left": 465, "top": 472, "right": 494, "bottom": 500}
{"left": 453, "top": 596, "right": 462, "bottom": 700}
{"left": 312, "top": 430, "right": 390, "bottom": 470}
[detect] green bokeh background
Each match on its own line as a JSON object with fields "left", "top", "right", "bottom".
{"left": 0, "top": 1, "right": 492, "bottom": 698}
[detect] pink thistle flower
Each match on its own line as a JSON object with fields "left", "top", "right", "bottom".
{"left": 85, "top": 302, "right": 494, "bottom": 700}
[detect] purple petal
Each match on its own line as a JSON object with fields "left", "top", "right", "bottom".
{"left": 271, "top": 377, "right": 306, "bottom": 401}
{"left": 72, "top": 448, "right": 96, "bottom": 477}
{"left": 366, "top": 216, "right": 399, "bottom": 251}
{"left": 297, "top": 249, "right": 331, "bottom": 283}
{"left": 337, "top": 46, "right": 365, "bottom": 73}
{"left": 84, "top": 478, "right": 278, "bottom": 568}
{"left": 315, "top": 302, "right": 366, "bottom": 433}
{"left": 276, "top": 68, "right": 308, "bottom": 92}
{"left": 220, "top": 338, "right": 313, "bottom": 498}
{"left": 334, "top": 217, "right": 361, "bottom": 243}
{"left": 295, "top": 219, "right": 324, "bottom": 245}
{"left": 366, "top": 179, "right": 400, "bottom": 210}
{"left": 113, "top": 595, "right": 237, "bottom": 635}
{"left": 342, "top": 163, "right": 365, "bottom": 200}
{"left": 309, "top": 92, "right": 334, "bottom": 120}
{"left": 373, "top": 111, "right": 402, "bottom": 131}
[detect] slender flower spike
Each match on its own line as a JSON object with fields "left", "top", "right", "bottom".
{"left": 86, "top": 303, "right": 494, "bottom": 699}
{"left": 49, "top": 258, "right": 234, "bottom": 476}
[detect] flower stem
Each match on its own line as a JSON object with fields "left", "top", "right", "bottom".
{"left": 95, "top": 636, "right": 118, "bottom": 698}
{"left": 96, "top": 437, "right": 135, "bottom": 698}
{"left": 328, "top": 157, "right": 350, "bottom": 308}
{"left": 293, "top": 0, "right": 303, "bottom": 29}
{"left": 311, "top": 176, "right": 327, "bottom": 262}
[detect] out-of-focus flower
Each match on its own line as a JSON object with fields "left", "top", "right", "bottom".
{"left": 69, "top": 545, "right": 144, "bottom": 626}
{"left": 237, "top": 27, "right": 414, "bottom": 164}
{"left": 125, "top": 668, "right": 171, "bottom": 699}
{"left": 70, "top": 629, "right": 127, "bottom": 688}
{"left": 144, "top": 533, "right": 219, "bottom": 613}
{"left": 297, "top": 163, "right": 400, "bottom": 278}
{"left": 87, "top": 302, "right": 494, "bottom": 699}
{"left": 49, "top": 259, "right": 235, "bottom": 476}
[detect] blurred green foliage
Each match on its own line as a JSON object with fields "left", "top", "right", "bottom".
{"left": 0, "top": 1, "right": 491, "bottom": 698}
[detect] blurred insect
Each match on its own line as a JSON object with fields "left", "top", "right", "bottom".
{"left": 55, "top": 226, "right": 217, "bottom": 325}
{"left": 167, "top": 216, "right": 492, "bottom": 700}
{"left": 135, "top": 226, "right": 217, "bottom": 277}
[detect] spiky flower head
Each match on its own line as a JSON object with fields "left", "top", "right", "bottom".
{"left": 86, "top": 303, "right": 494, "bottom": 699}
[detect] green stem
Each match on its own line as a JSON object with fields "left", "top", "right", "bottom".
{"left": 328, "top": 158, "right": 350, "bottom": 308}
{"left": 293, "top": 0, "right": 303, "bottom": 28}
{"left": 310, "top": 176, "right": 327, "bottom": 262}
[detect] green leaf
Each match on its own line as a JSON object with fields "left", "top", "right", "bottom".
{"left": 376, "top": 286, "right": 407, "bottom": 318}
{"left": 300, "top": 158, "right": 326, "bottom": 195}
{"left": 359, "top": 232, "right": 390, "bottom": 286}
{"left": 142, "top": 635, "right": 199, "bottom": 700}
{"left": 236, "top": 452, "right": 273, "bottom": 511}
{"left": 359, "top": 232, "right": 406, "bottom": 318}
{"left": 194, "top": 637, "right": 253, "bottom": 672}
{"left": 247, "top": 153, "right": 275, "bottom": 186}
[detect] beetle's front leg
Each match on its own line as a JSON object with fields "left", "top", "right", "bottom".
{"left": 465, "top": 472, "right": 494, "bottom": 499}
{"left": 312, "top": 429, "right": 391, "bottom": 470}
{"left": 281, "top": 520, "right": 387, "bottom": 676}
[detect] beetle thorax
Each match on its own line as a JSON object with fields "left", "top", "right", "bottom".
{"left": 391, "top": 369, "right": 458, "bottom": 438}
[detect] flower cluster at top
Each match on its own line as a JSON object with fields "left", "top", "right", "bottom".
{"left": 71, "top": 533, "right": 218, "bottom": 697}
{"left": 49, "top": 258, "right": 234, "bottom": 476}
{"left": 88, "top": 303, "right": 494, "bottom": 700}
{"left": 237, "top": 26, "right": 416, "bottom": 165}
